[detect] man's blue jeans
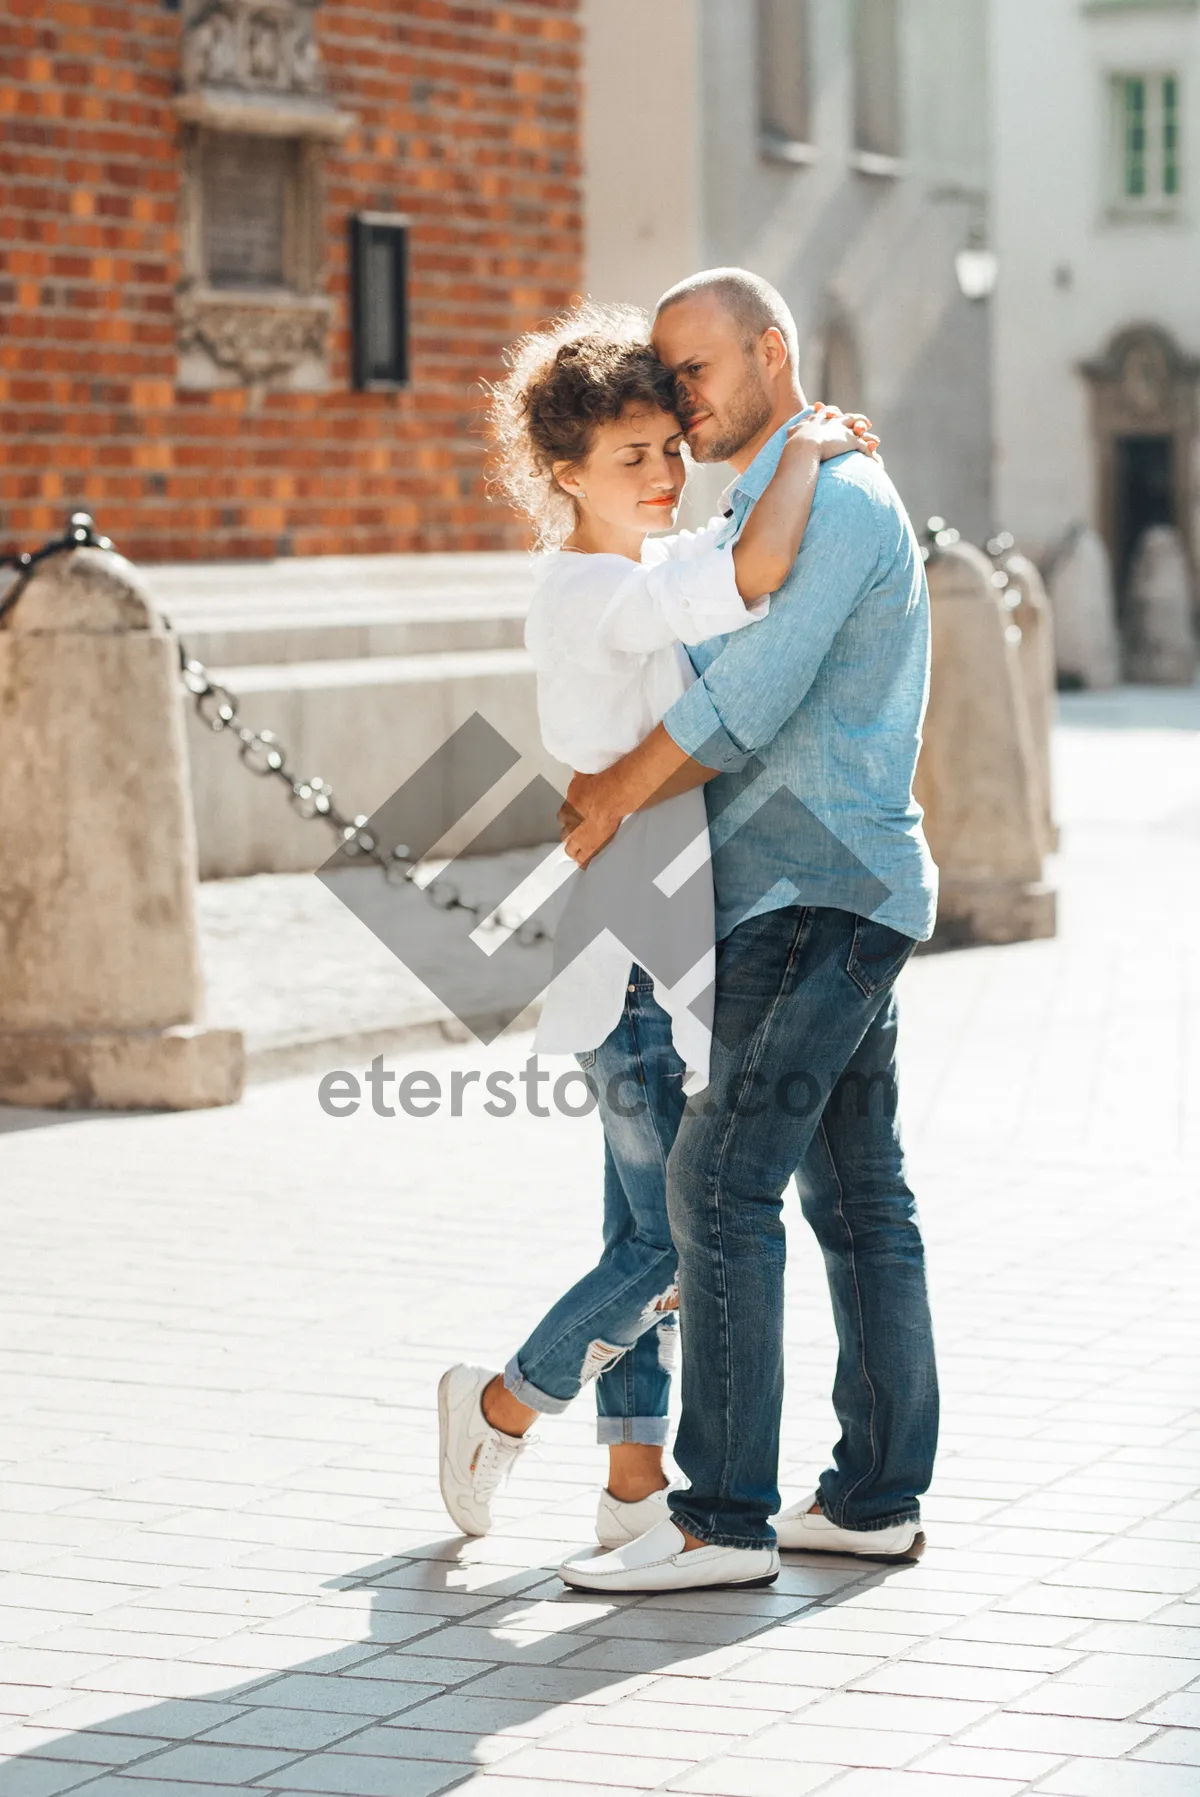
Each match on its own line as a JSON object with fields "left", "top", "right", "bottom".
{"left": 505, "top": 970, "right": 684, "bottom": 1444}
{"left": 667, "top": 904, "right": 939, "bottom": 1549}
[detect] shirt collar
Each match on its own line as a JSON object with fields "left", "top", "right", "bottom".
{"left": 724, "top": 408, "right": 816, "bottom": 511}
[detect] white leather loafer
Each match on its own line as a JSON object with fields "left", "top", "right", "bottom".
{"left": 595, "top": 1485, "right": 671, "bottom": 1548}
{"left": 560, "top": 1517, "right": 779, "bottom": 1593}
{"left": 775, "top": 1493, "right": 924, "bottom": 1562}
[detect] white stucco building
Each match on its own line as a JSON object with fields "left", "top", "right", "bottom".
{"left": 584, "top": 0, "right": 993, "bottom": 542}
{"left": 992, "top": 0, "right": 1199, "bottom": 638}
{"left": 584, "top": 0, "right": 1199, "bottom": 656}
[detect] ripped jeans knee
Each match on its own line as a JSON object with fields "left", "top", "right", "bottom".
{"left": 579, "top": 1337, "right": 627, "bottom": 1384}
{"left": 578, "top": 1280, "right": 679, "bottom": 1386}
{"left": 639, "top": 1281, "right": 679, "bottom": 1324}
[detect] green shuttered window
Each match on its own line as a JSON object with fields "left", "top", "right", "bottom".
{"left": 1113, "top": 73, "right": 1183, "bottom": 209}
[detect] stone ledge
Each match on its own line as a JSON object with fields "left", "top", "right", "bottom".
{"left": 0, "top": 1025, "right": 246, "bottom": 1111}
{"left": 173, "top": 89, "right": 355, "bottom": 138}
{"left": 930, "top": 878, "right": 1058, "bottom": 949}
{"left": 144, "top": 550, "right": 535, "bottom": 666}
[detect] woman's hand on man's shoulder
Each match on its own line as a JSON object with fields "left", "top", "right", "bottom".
{"left": 787, "top": 404, "right": 881, "bottom": 463}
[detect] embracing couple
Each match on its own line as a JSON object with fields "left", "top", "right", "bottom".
{"left": 438, "top": 267, "right": 940, "bottom": 1594}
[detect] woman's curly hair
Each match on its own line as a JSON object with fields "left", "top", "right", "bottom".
{"left": 487, "top": 300, "right": 681, "bottom": 549}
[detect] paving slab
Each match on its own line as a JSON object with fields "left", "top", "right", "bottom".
{"left": 0, "top": 691, "right": 1198, "bottom": 1796}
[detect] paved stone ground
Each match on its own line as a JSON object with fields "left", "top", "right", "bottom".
{"left": 0, "top": 691, "right": 1198, "bottom": 1797}
{"left": 197, "top": 848, "right": 556, "bottom": 1078}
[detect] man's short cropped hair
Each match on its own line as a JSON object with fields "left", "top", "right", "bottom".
{"left": 655, "top": 267, "right": 799, "bottom": 365}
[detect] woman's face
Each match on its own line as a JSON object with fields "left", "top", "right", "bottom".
{"left": 555, "top": 406, "right": 687, "bottom": 537}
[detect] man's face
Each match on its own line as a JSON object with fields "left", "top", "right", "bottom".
{"left": 652, "top": 294, "right": 775, "bottom": 464}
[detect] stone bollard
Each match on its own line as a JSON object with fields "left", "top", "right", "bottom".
{"left": 1004, "top": 552, "right": 1060, "bottom": 854}
{"left": 914, "top": 541, "right": 1056, "bottom": 946}
{"left": 1125, "top": 524, "right": 1198, "bottom": 686}
{"left": 1046, "top": 525, "right": 1120, "bottom": 690}
{"left": 0, "top": 538, "right": 244, "bottom": 1109}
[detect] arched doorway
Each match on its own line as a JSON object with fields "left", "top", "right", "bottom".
{"left": 1082, "top": 325, "right": 1199, "bottom": 630}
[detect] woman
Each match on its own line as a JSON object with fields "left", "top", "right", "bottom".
{"left": 438, "top": 302, "right": 877, "bottom": 1547}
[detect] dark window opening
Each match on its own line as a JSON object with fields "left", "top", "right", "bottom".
{"left": 351, "top": 214, "right": 410, "bottom": 390}
{"left": 820, "top": 318, "right": 863, "bottom": 412}
{"left": 758, "top": 0, "right": 812, "bottom": 149}
{"left": 203, "top": 135, "right": 293, "bottom": 289}
{"left": 1115, "top": 434, "right": 1175, "bottom": 615}
{"left": 853, "top": 0, "right": 902, "bottom": 160}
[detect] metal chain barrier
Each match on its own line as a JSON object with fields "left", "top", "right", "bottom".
{"left": 1, "top": 514, "right": 553, "bottom": 947}
{"left": 920, "top": 517, "right": 1025, "bottom": 619}
{"left": 0, "top": 511, "right": 116, "bottom": 623}
{"left": 920, "top": 514, "right": 962, "bottom": 563}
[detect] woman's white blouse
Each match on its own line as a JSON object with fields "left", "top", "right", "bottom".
{"left": 524, "top": 525, "right": 768, "bottom": 1092}
{"left": 525, "top": 527, "right": 766, "bottom": 773}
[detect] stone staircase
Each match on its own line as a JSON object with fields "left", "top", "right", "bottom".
{"left": 145, "top": 552, "right": 567, "bottom": 879}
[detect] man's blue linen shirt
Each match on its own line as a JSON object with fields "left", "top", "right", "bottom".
{"left": 662, "top": 418, "right": 938, "bottom": 943}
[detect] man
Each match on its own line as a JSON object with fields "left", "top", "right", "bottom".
{"left": 558, "top": 269, "right": 940, "bottom": 1593}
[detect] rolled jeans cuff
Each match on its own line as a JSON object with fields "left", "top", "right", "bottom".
{"left": 668, "top": 1499, "right": 774, "bottom": 1551}
{"left": 817, "top": 1486, "right": 922, "bottom": 1530}
{"left": 503, "top": 1355, "right": 571, "bottom": 1416}
{"left": 596, "top": 1416, "right": 670, "bottom": 1447}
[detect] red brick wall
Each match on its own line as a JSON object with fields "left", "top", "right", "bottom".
{"left": 0, "top": 1, "right": 581, "bottom": 561}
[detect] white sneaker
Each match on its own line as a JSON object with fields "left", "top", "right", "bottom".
{"left": 560, "top": 1517, "right": 779, "bottom": 1593}
{"left": 775, "top": 1493, "right": 925, "bottom": 1562}
{"left": 595, "top": 1485, "right": 671, "bottom": 1548}
{"left": 437, "top": 1364, "right": 531, "bottom": 1537}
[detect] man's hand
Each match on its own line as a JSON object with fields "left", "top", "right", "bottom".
{"left": 567, "top": 771, "right": 597, "bottom": 815}
{"left": 557, "top": 729, "right": 713, "bottom": 869}
{"left": 564, "top": 810, "right": 621, "bottom": 869}
{"left": 564, "top": 770, "right": 621, "bottom": 867}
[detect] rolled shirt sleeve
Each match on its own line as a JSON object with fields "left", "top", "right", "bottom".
{"left": 662, "top": 478, "right": 883, "bottom": 771}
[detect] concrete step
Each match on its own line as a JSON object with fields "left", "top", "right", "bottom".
{"left": 147, "top": 551, "right": 533, "bottom": 665}
{"left": 184, "top": 645, "right": 567, "bottom": 880}
{"left": 148, "top": 552, "right": 560, "bottom": 881}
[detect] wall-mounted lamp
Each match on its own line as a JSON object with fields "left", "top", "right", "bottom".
{"left": 955, "top": 244, "right": 999, "bottom": 301}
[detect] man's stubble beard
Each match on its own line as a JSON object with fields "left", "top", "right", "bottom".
{"left": 687, "top": 367, "right": 775, "bottom": 465}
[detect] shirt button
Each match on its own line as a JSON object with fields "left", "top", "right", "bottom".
{"left": 628, "top": 983, "right": 636, "bottom": 992}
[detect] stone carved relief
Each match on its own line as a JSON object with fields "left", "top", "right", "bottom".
{"left": 1083, "top": 323, "right": 1198, "bottom": 434}
{"left": 291, "top": 23, "right": 321, "bottom": 92}
{"left": 188, "top": 9, "right": 239, "bottom": 85}
{"left": 178, "top": 289, "right": 331, "bottom": 387}
{"left": 1081, "top": 324, "right": 1200, "bottom": 645}
{"left": 182, "top": 0, "right": 327, "bottom": 99}
{"left": 1120, "top": 341, "right": 1169, "bottom": 420}
{"left": 174, "top": 2, "right": 352, "bottom": 393}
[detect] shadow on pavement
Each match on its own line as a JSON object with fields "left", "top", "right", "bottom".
{"left": 0, "top": 1106, "right": 146, "bottom": 1136}
{"left": 1055, "top": 682, "right": 1200, "bottom": 731}
{"left": 0, "top": 1533, "right": 908, "bottom": 1794}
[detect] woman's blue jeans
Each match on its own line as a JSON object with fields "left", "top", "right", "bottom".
{"left": 505, "top": 969, "right": 685, "bottom": 1444}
